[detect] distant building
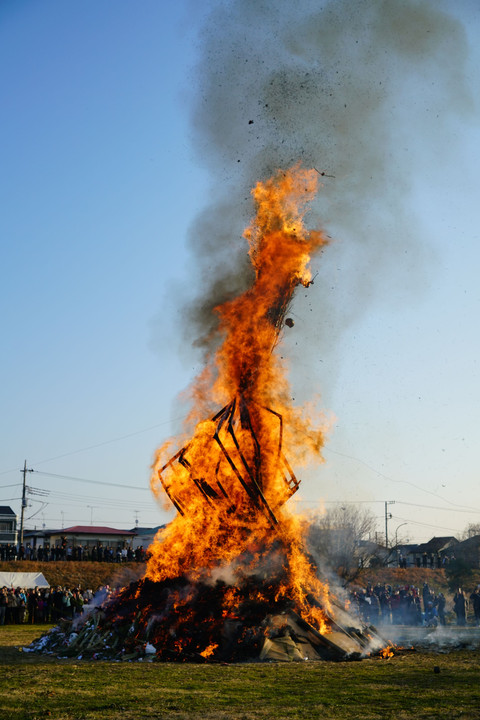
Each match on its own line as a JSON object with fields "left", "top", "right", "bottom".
{"left": 408, "top": 536, "right": 458, "bottom": 568}
{"left": 0, "top": 506, "right": 17, "bottom": 546}
{"left": 24, "top": 525, "right": 136, "bottom": 551}
{"left": 356, "top": 539, "right": 389, "bottom": 567}
{"left": 385, "top": 543, "right": 418, "bottom": 567}
{"left": 129, "top": 525, "right": 166, "bottom": 550}
{"left": 21, "top": 523, "right": 169, "bottom": 557}
{"left": 454, "top": 535, "right": 480, "bottom": 569}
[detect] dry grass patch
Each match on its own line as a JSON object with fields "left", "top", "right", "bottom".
{"left": 1, "top": 625, "right": 480, "bottom": 720}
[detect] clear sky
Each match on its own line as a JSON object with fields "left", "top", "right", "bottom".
{"left": 1, "top": 0, "right": 479, "bottom": 545}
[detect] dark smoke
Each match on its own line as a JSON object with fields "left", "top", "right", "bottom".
{"left": 177, "top": 0, "right": 472, "bottom": 372}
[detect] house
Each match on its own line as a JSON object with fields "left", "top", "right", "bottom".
{"left": 129, "top": 525, "right": 166, "bottom": 550}
{"left": 24, "top": 525, "right": 136, "bottom": 553}
{"left": 21, "top": 523, "right": 170, "bottom": 559}
{"left": 0, "top": 506, "right": 17, "bottom": 546}
{"left": 408, "top": 536, "right": 458, "bottom": 568}
{"left": 385, "top": 543, "right": 419, "bottom": 568}
{"left": 356, "top": 539, "right": 389, "bottom": 568}
{"left": 453, "top": 535, "right": 480, "bottom": 569}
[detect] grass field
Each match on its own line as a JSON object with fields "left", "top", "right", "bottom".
{"left": 1, "top": 625, "right": 480, "bottom": 720}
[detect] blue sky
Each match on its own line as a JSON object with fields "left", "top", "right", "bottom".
{"left": 1, "top": 0, "right": 479, "bottom": 544}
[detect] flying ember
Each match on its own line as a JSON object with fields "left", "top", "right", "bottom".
{"left": 30, "top": 166, "right": 386, "bottom": 662}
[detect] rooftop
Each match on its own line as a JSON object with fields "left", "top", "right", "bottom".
{"left": 48, "top": 525, "right": 136, "bottom": 536}
{"left": 414, "top": 536, "right": 458, "bottom": 554}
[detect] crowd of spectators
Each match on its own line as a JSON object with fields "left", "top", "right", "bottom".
{"left": 351, "top": 581, "right": 480, "bottom": 627}
{"left": 2, "top": 579, "right": 480, "bottom": 628}
{"left": 0, "top": 543, "right": 147, "bottom": 563}
{"left": 0, "top": 584, "right": 114, "bottom": 626}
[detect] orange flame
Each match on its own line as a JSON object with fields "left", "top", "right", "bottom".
{"left": 199, "top": 642, "right": 219, "bottom": 659}
{"left": 147, "top": 165, "right": 331, "bottom": 635}
{"left": 380, "top": 645, "right": 395, "bottom": 659}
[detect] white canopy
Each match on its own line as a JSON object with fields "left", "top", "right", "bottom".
{"left": 0, "top": 571, "right": 50, "bottom": 589}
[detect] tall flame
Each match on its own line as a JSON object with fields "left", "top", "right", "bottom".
{"left": 147, "top": 165, "right": 331, "bottom": 633}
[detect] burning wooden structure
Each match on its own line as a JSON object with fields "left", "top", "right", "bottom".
{"left": 158, "top": 395, "right": 300, "bottom": 526}
{"left": 30, "top": 166, "right": 386, "bottom": 662}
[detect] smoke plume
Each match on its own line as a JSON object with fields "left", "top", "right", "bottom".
{"left": 180, "top": 0, "right": 472, "bottom": 370}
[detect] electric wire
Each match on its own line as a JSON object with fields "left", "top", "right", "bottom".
{"left": 324, "top": 446, "right": 474, "bottom": 511}
{"left": 31, "top": 470, "right": 150, "bottom": 491}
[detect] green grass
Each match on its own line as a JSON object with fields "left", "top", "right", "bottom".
{"left": 1, "top": 625, "right": 480, "bottom": 720}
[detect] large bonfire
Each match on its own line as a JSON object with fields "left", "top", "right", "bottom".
{"left": 31, "top": 166, "right": 385, "bottom": 662}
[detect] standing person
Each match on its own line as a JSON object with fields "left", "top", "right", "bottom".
{"left": 378, "top": 586, "right": 392, "bottom": 624}
{"left": 52, "top": 587, "right": 64, "bottom": 622}
{"left": 369, "top": 590, "right": 381, "bottom": 625}
{"left": 16, "top": 588, "right": 27, "bottom": 624}
{"left": 61, "top": 589, "right": 73, "bottom": 619}
{"left": 27, "top": 588, "right": 38, "bottom": 624}
{"left": 72, "top": 589, "right": 84, "bottom": 617}
{"left": 422, "top": 582, "right": 431, "bottom": 612}
{"left": 7, "top": 589, "right": 19, "bottom": 624}
{"left": 411, "top": 590, "right": 422, "bottom": 626}
{"left": 453, "top": 588, "right": 467, "bottom": 626}
{"left": 0, "top": 588, "right": 7, "bottom": 625}
{"left": 37, "top": 590, "right": 46, "bottom": 623}
{"left": 43, "top": 589, "right": 52, "bottom": 622}
{"left": 437, "top": 592, "right": 447, "bottom": 625}
{"left": 469, "top": 586, "right": 480, "bottom": 626}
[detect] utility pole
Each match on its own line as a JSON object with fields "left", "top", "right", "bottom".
{"left": 19, "top": 460, "right": 33, "bottom": 552}
{"left": 384, "top": 500, "right": 395, "bottom": 548}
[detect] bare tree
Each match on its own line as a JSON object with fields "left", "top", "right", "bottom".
{"left": 307, "top": 504, "right": 379, "bottom": 584}
{"left": 460, "top": 523, "right": 480, "bottom": 541}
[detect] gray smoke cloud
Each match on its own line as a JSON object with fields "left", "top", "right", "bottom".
{"left": 179, "top": 0, "right": 472, "bottom": 377}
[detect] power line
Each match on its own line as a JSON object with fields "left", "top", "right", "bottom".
{"left": 32, "top": 470, "right": 150, "bottom": 491}
{"left": 0, "top": 414, "right": 187, "bottom": 477}
{"left": 396, "top": 500, "right": 480, "bottom": 514}
{"left": 323, "top": 446, "right": 474, "bottom": 510}
{"left": 36, "top": 491, "right": 154, "bottom": 507}
{"left": 392, "top": 514, "right": 459, "bottom": 533}
{"left": 24, "top": 518, "right": 161, "bottom": 528}
{"left": 296, "top": 498, "right": 480, "bottom": 514}
{"left": 27, "top": 417, "right": 186, "bottom": 466}
{"left": 37, "top": 497, "right": 155, "bottom": 512}
{"left": 25, "top": 483, "right": 154, "bottom": 506}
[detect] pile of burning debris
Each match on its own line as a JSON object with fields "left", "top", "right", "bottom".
{"left": 29, "top": 561, "right": 385, "bottom": 662}
{"left": 30, "top": 168, "right": 386, "bottom": 663}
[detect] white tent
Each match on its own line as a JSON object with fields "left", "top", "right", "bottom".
{"left": 0, "top": 571, "right": 49, "bottom": 589}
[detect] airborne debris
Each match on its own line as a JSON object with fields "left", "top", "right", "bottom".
{"left": 313, "top": 167, "right": 335, "bottom": 178}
